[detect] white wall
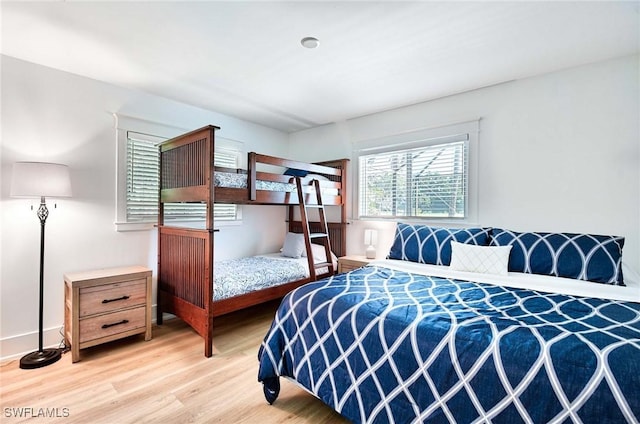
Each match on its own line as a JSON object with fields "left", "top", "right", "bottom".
{"left": 290, "top": 55, "right": 640, "bottom": 278}
{"left": 0, "top": 56, "right": 290, "bottom": 359}
{"left": 2, "top": 54, "right": 638, "bottom": 360}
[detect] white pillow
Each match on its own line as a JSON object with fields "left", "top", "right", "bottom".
{"left": 306, "top": 243, "right": 338, "bottom": 266}
{"left": 281, "top": 232, "right": 306, "bottom": 258}
{"left": 301, "top": 240, "right": 322, "bottom": 257}
{"left": 301, "top": 173, "right": 329, "bottom": 183}
{"left": 449, "top": 241, "right": 512, "bottom": 276}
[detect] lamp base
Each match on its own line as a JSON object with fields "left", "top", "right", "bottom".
{"left": 365, "top": 245, "right": 376, "bottom": 259}
{"left": 19, "top": 348, "right": 62, "bottom": 369}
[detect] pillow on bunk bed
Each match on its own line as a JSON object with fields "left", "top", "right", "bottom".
{"left": 303, "top": 173, "right": 328, "bottom": 181}
{"left": 284, "top": 168, "right": 308, "bottom": 177}
{"left": 281, "top": 232, "right": 306, "bottom": 258}
{"left": 489, "top": 228, "right": 625, "bottom": 285}
{"left": 388, "top": 223, "right": 491, "bottom": 266}
{"left": 305, "top": 243, "right": 338, "bottom": 265}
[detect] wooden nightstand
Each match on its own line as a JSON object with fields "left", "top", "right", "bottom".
{"left": 64, "top": 266, "right": 152, "bottom": 362}
{"left": 337, "top": 255, "right": 375, "bottom": 273}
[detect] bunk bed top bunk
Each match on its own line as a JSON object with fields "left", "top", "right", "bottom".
{"left": 159, "top": 124, "right": 346, "bottom": 209}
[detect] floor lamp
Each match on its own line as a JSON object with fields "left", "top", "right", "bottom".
{"left": 10, "top": 162, "right": 72, "bottom": 369}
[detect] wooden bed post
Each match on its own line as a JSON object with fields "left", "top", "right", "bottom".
{"left": 205, "top": 126, "right": 216, "bottom": 358}
{"left": 204, "top": 230, "right": 214, "bottom": 358}
{"left": 248, "top": 152, "right": 257, "bottom": 201}
{"left": 157, "top": 137, "right": 165, "bottom": 327}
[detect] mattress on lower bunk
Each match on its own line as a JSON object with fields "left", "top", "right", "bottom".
{"left": 213, "top": 254, "right": 311, "bottom": 301}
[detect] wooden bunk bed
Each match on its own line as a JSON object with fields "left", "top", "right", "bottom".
{"left": 156, "top": 125, "right": 348, "bottom": 357}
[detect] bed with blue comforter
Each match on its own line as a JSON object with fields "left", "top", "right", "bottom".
{"left": 258, "top": 225, "right": 639, "bottom": 423}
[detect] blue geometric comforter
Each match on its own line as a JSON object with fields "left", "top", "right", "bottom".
{"left": 258, "top": 265, "right": 640, "bottom": 423}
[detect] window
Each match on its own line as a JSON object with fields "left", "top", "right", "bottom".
{"left": 126, "top": 131, "right": 240, "bottom": 224}
{"left": 114, "top": 114, "right": 242, "bottom": 231}
{"left": 126, "top": 131, "right": 166, "bottom": 222}
{"left": 356, "top": 120, "right": 478, "bottom": 222}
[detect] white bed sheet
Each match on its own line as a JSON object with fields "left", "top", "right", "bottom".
{"left": 259, "top": 252, "right": 338, "bottom": 274}
{"left": 369, "top": 259, "right": 640, "bottom": 302}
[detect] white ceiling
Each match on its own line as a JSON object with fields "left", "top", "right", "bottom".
{"left": 2, "top": 1, "right": 639, "bottom": 133}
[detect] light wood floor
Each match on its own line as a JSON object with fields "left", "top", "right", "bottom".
{"left": 0, "top": 301, "right": 349, "bottom": 423}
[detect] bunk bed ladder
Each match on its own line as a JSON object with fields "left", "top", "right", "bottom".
{"left": 296, "top": 177, "right": 334, "bottom": 280}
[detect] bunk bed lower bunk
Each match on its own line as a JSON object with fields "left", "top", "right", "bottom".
{"left": 156, "top": 125, "right": 348, "bottom": 357}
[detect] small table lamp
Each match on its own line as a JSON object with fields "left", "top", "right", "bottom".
{"left": 364, "top": 229, "right": 378, "bottom": 259}
{"left": 10, "top": 162, "right": 72, "bottom": 369}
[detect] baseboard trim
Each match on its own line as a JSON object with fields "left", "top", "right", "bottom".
{"left": 1, "top": 305, "right": 158, "bottom": 363}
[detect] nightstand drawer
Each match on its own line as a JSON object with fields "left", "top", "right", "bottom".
{"left": 79, "top": 306, "right": 146, "bottom": 343}
{"left": 79, "top": 280, "right": 147, "bottom": 317}
{"left": 337, "top": 256, "right": 374, "bottom": 273}
{"left": 339, "top": 263, "right": 362, "bottom": 273}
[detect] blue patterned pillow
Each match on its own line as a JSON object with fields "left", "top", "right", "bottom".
{"left": 283, "top": 168, "right": 308, "bottom": 177}
{"left": 490, "top": 229, "right": 625, "bottom": 285}
{"left": 388, "top": 223, "right": 490, "bottom": 266}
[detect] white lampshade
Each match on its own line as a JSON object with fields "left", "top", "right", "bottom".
{"left": 364, "top": 229, "right": 378, "bottom": 259}
{"left": 10, "top": 162, "right": 72, "bottom": 198}
{"left": 364, "top": 229, "right": 378, "bottom": 246}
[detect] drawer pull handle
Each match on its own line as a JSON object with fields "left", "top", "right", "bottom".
{"left": 102, "top": 319, "right": 129, "bottom": 329}
{"left": 102, "top": 295, "right": 130, "bottom": 304}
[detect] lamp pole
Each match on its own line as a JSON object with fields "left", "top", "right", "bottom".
{"left": 37, "top": 196, "right": 48, "bottom": 352}
{"left": 20, "top": 196, "right": 62, "bottom": 369}
{"left": 10, "top": 161, "right": 72, "bottom": 369}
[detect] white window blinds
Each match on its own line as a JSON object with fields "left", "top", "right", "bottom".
{"left": 358, "top": 135, "right": 468, "bottom": 219}
{"left": 126, "top": 132, "right": 164, "bottom": 222}
{"left": 126, "top": 131, "right": 238, "bottom": 222}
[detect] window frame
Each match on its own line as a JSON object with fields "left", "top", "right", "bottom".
{"left": 354, "top": 120, "right": 479, "bottom": 225}
{"left": 114, "top": 114, "right": 243, "bottom": 232}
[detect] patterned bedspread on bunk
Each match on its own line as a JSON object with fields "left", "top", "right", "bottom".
{"left": 257, "top": 265, "right": 640, "bottom": 423}
{"left": 214, "top": 172, "right": 295, "bottom": 192}
{"left": 214, "top": 256, "right": 307, "bottom": 301}
{"left": 214, "top": 172, "right": 338, "bottom": 195}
